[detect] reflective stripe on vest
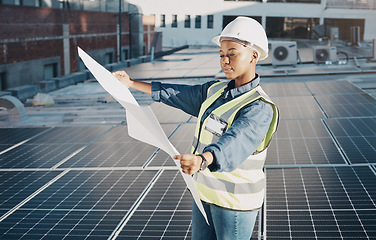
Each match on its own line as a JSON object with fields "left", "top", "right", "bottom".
{"left": 191, "top": 81, "right": 279, "bottom": 211}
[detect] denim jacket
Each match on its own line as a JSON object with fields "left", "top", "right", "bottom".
{"left": 151, "top": 75, "right": 273, "bottom": 172}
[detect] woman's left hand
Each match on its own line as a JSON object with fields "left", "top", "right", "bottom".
{"left": 174, "top": 154, "right": 202, "bottom": 175}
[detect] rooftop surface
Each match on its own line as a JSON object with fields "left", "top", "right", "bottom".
{"left": 0, "top": 41, "right": 376, "bottom": 239}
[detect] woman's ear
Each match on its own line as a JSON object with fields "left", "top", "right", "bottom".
{"left": 253, "top": 51, "right": 258, "bottom": 61}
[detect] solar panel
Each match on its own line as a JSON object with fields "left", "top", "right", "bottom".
{"left": 325, "top": 118, "right": 376, "bottom": 137}
{"left": 60, "top": 125, "right": 178, "bottom": 168}
{"left": 148, "top": 123, "right": 196, "bottom": 167}
{"left": 60, "top": 142, "right": 157, "bottom": 168}
{"left": 261, "top": 82, "right": 312, "bottom": 97}
{"left": 266, "top": 166, "right": 376, "bottom": 239}
{"left": 0, "top": 171, "right": 62, "bottom": 209}
{"left": 266, "top": 209, "right": 375, "bottom": 240}
{"left": 28, "top": 126, "right": 111, "bottom": 144}
{"left": 306, "top": 80, "right": 365, "bottom": 95}
{"left": 1, "top": 73, "right": 375, "bottom": 240}
{"left": 0, "top": 144, "right": 85, "bottom": 168}
{"left": 325, "top": 118, "right": 376, "bottom": 164}
{"left": 21, "top": 170, "right": 158, "bottom": 210}
{"left": 315, "top": 93, "right": 376, "bottom": 118}
{"left": 266, "top": 120, "right": 347, "bottom": 166}
{"left": 0, "top": 145, "right": 12, "bottom": 152}
{"left": 271, "top": 96, "right": 325, "bottom": 119}
{"left": 0, "top": 128, "right": 49, "bottom": 144}
{"left": 0, "top": 170, "right": 159, "bottom": 239}
{"left": 117, "top": 170, "right": 260, "bottom": 239}
{"left": 0, "top": 209, "right": 127, "bottom": 239}
{"left": 150, "top": 103, "right": 191, "bottom": 124}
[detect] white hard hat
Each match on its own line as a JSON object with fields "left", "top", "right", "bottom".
{"left": 212, "top": 16, "right": 269, "bottom": 61}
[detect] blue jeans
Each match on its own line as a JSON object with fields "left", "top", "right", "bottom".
{"left": 191, "top": 201, "right": 258, "bottom": 240}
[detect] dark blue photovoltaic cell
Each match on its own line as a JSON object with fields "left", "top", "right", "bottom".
{"left": 325, "top": 118, "right": 376, "bottom": 164}
{"left": 137, "top": 171, "right": 192, "bottom": 211}
{"left": 266, "top": 167, "right": 376, "bottom": 211}
{"left": 0, "top": 128, "right": 49, "bottom": 144}
{"left": 271, "top": 96, "right": 325, "bottom": 119}
{"left": 306, "top": 80, "right": 365, "bottom": 95}
{"left": 21, "top": 170, "right": 158, "bottom": 211}
{"left": 265, "top": 120, "right": 346, "bottom": 166}
{"left": 266, "top": 210, "right": 375, "bottom": 240}
{"left": 118, "top": 211, "right": 192, "bottom": 239}
{"left": 0, "top": 171, "right": 62, "bottom": 209}
{"left": 0, "top": 143, "right": 85, "bottom": 168}
{"left": 59, "top": 142, "right": 157, "bottom": 168}
{"left": 148, "top": 123, "right": 196, "bottom": 167}
{"left": 118, "top": 170, "right": 260, "bottom": 239}
{"left": 0, "top": 144, "right": 12, "bottom": 152}
{"left": 262, "top": 82, "right": 312, "bottom": 97}
{"left": 315, "top": 94, "right": 376, "bottom": 118}
{"left": 60, "top": 124, "right": 178, "bottom": 168}
{"left": 27, "top": 126, "right": 111, "bottom": 144}
{"left": 266, "top": 167, "right": 376, "bottom": 239}
{"left": 0, "top": 209, "right": 126, "bottom": 239}
{"left": 325, "top": 118, "right": 376, "bottom": 137}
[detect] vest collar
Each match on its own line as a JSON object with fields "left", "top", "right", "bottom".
{"left": 224, "top": 74, "right": 260, "bottom": 99}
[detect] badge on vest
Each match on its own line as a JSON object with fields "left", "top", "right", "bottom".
{"left": 204, "top": 114, "right": 228, "bottom": 137}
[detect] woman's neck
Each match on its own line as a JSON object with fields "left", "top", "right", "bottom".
{"left": 234, "top": 72, "right": 256, "bottom": 88}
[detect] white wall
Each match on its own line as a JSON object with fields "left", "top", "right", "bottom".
{"left": 128, "top": 0, "right": 376, "bottom": 47}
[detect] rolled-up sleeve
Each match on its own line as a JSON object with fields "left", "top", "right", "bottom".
{"left": 151, "top": 81, "right": 217, "bottom": 117}
{"left": 204, "top": 100, "right": 273, "bottom": 172}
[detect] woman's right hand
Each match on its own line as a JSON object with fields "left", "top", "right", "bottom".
{"left": 113, "top": 70, "right": 134, "bottom": 88}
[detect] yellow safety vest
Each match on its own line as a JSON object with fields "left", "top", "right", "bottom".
{"left": 191, "top": 81, "right": 279, "bottom": 211}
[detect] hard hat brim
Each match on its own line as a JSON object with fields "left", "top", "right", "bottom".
{"left": 212, "top": 35, "right": 268, "bottom": 61}
{"left": 212, "top": 35, "right": 221, "bottom": 46}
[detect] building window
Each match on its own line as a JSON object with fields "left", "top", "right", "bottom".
{"left": 224, "top": 0, "right": 262, "bottom": 2}
{"left": 266, "top": 0, "right": 319, "bottom": 3}
{"left": 122, "top": 49, "right": 129, "bottom": 60}
{"left": 172, "top": 15, "right": 178, "bottom": 28}
{"left": 266, "top": 17, "right": 320, "bottom": 39}
{"left": 44, "top": 63, "right": 58, "bottom": 80}
{"left": 35, "top": 0, "right": 42, "bottom": 7}
{"left": 0, "top": 72, "right": 7, "bottom": 91}
{"left": 207, "top": 15, "right": 214, "bottom": 29}
{"left": 195, "top": 15, "right": 201, "bottom": 29}
{"left": 185, "top": 15, "right": 191, "bottom": 28}
{"left": 105, "top": 52, "right": 113, "bottom": 65}
{"left": 160, "top": 14, "right": 166, "bottom": 28}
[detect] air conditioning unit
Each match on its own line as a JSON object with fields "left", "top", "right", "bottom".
{"left": 313, "top": 46, "right": 337, "bottom": 64}
{"left": 271, "top": 41, "right": 297, "bottom": 66}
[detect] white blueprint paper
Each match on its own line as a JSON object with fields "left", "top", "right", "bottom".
{"left": 77, "top": 47, "right": 209, "bottom": 225}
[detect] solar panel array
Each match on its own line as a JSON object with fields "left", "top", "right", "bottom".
{"left": 0, "top": 80, "right": 375, "bottom": 239}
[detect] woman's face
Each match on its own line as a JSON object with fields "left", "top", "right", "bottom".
{"left": 219, "top": 40, "right": 255, "bottom": 81}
